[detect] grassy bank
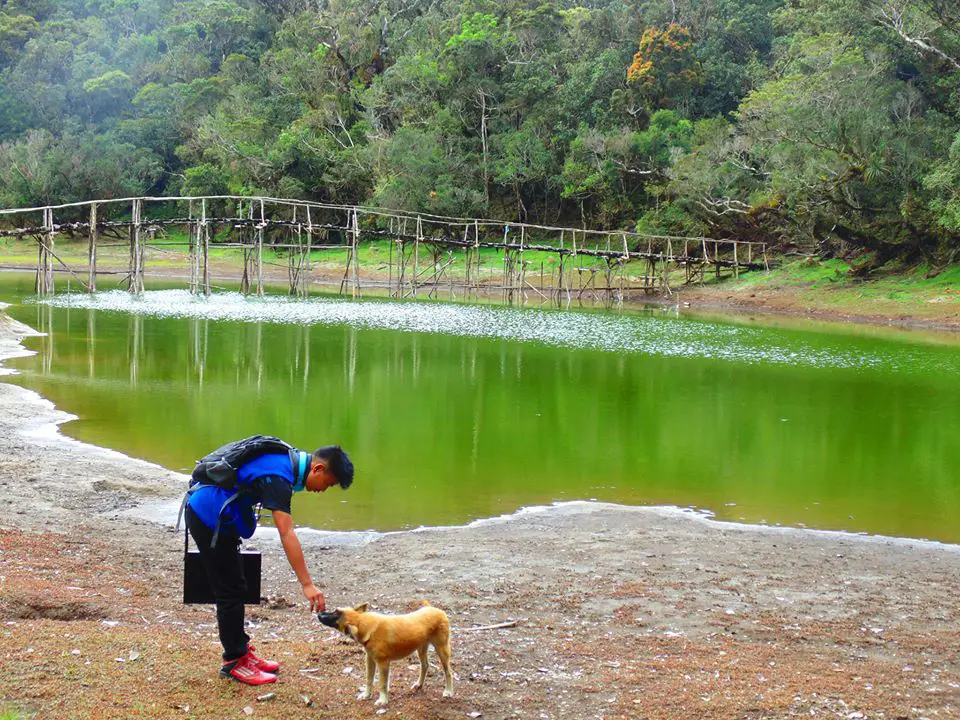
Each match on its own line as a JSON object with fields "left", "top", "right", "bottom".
{"left": 676, "top": 256, "right": 960, "bottom": 330}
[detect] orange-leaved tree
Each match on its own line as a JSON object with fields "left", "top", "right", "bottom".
{"left": 627, "top": 24, "right": 702, "bottom": 112}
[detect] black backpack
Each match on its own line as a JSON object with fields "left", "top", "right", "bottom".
{"left": 177, "top": 434, "right": 296, "bottom": 546}
{"left": 191, "top": 435, "right": 294, "bottom": 490}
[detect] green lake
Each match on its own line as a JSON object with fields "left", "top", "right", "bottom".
{"left": 1, "top": 271, "right": 959, "bottom": 542}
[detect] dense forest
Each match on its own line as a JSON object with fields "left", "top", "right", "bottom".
{"left": 0, "top": 0, "right": 958, "bottom": 270}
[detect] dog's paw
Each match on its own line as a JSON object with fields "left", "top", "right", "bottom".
{"left": 410, "top": 681, "right": 423, "bottom": 692}
{"left": 374, "top": 695, "right": 389, "bottom": 707}
{"left": 443, "top": 689, "right": 454, "bottom": 698}
{"left": 357, "top": 689, "right": 371, "bottom": 701}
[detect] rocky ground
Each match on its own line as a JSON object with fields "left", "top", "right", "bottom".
{"left": 1, "top": 306, "right": 960, "bottom": 720}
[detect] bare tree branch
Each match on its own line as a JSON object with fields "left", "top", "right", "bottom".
{"left": 696, "top": 196, "right": 753, "bottom": 216}
{"left": 876, "top": 2, "right": 960, "bottom": 69}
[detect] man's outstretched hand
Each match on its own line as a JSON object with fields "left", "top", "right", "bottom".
{"left": 303, "top": 583, "right": 325, "bottom": 612}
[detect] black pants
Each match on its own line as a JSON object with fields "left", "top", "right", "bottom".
{"left": 185, "top": 506, "right": 249, "bottom": 662}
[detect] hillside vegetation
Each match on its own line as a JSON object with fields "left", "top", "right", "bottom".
{"left": 0, "top": 0, "right": 958, "bottom": 275}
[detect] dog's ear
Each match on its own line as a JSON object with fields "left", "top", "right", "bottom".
{"left": 353, "top": 602, "right": 369, "bottom": 613}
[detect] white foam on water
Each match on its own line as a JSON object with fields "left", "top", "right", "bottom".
{"left": 37, "top": 289, "right": 935, "bottom": 372}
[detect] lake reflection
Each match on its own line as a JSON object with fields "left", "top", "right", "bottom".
{"left": 5, "top": 287, "right": 960, "bottom": 542}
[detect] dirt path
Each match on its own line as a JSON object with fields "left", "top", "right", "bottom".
{"left": 1, "top": 309, "right": 959, "bottom": 719}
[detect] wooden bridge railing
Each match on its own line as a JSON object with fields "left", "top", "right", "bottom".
{"left": 0, "top": 196, "right": 770, "bottom": 307}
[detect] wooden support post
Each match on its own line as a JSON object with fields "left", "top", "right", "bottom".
{"left": 539, "top": 260, "right": 545, "bottom": 306}
{"left": 397, "top": 239, "right": 406, "bottom": 298}
{"left": 388, "top": 221, "right": 395, "bottom": 296}
{"left": 622, "top": 259, "right": 630, "bottom": 304}
{"left": 240, "top": 201, "right": 253, "bottom": 295}
{"left": 734, "top": 241, "right": 739, "bottom": 278}
{"left": 701, "top": 238, "right": 709, "bottom": 286}
{"left": 288, "top": 205, "right": 296, "bottom": 295}
{"left": 501, "top": 225, "right": 509, "bottom": 304}
{"left": 189, "top": 201, "right": 198, "bottom": 294}
{"left": 413, "top": 215, "right": 421, "bottom": 298}
{"left": 288, "top": 206, "right": 300, "bottom": 296}
{"left": 88, "top": 203, "right": 98, "bottom": 292}
{"left": 428, "top": 246, "right": 440, "bottom": 299}
{"left": 129, "top": 199, "right": 143, "bottom": 295}
{"left": 35, "top": 207, "right": 55, "bottom": 295}
{"left": 450, "top": 249, "right": 456, "bottom": 300}
{"left": 305, "top": 206, "right": 313, "bottom": 296}
{"left": 621, "top": 233, "right": 630, "bottom": 305}
{"left": 340, "top": 208, "right": 356, "bottom": 296}
{"left": 202, "top": 199, "right": 211, "bottom": 297}
{"left": 473, "top": 220, "right": 480, "bottom": 298}
{"left": 256, "top": 199, "right": 264, "bottom": 297}
{"left": 517, "top": 225, "right": 526, "bottom": 306}
{"left": 573, "top": 231, "right": 582, "bottom": 306}
{"left": 136, "top": 198, "right": 144, "bottom": 293}
{"left": 603, "top": 235, "right": 613, "bottom": 307}
{"left": 352, "top": 207, "right": 361, "bottom": 298}
{"left": 556, "top": 254, "right": 563, "bottom": 308}
{"left": 661, "top": 251, "right": 669, "bottom": 296}
{"left": 557, "top": 231, "right": 564, "bottom": 307}
{"left": 462, "top": 224, "right": 470, "bottom": 298}
{"left": 128, "top": 201, "right": 136, "bottom": 293}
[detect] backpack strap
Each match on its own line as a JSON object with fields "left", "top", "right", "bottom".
{"left": 290, "top": 448, "right": 309, "bottom": 491}
{"left": 175, "top": 488, "right": 190, "bottom": 532}
{"left": 176, "top": 483, "right": 236, "bottom": 549}
{"left": 174, "top": 482, "right": 202, "bottom": 532}
{"left": 209, "top": 490, "right": 241, "bottom": 548}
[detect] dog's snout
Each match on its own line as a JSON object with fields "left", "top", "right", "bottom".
{"left": 317, "top": 610, "right": 341, "bottom": 628}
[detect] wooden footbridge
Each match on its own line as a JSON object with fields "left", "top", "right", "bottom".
{"left": 0, "top": 196, "right": 769, "bottom": 308}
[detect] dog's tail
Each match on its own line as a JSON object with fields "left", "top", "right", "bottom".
{"left": 420, "top": 599, "right": 432, "bottom": 607}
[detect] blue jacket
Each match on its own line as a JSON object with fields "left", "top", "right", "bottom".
{"left": 187, "top": 452, "right": 295, "bottom": 538}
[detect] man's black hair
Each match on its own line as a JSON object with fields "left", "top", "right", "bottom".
{"left": 314, "top": 445, "right": 354, "bottom": 489}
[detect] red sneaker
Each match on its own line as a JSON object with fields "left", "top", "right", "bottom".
{"left": 247, "top": 645, "right": 280, "bottom": 674}
{"left": 220, "top": 653, "right": 277, "bottom": 685}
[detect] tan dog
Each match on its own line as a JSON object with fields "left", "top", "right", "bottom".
{"left": 318, "top": 602, "right": 454, "bottom": 706}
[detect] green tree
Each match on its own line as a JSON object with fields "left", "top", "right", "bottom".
{"left": 715, "top": 33, "right": 953, "bottom": 261}
{"left": 372, "top": 124, "right": 484, "bottom": 216}
{"left": 0, "top": 13, "right": 39, "bottom": 66}
{"left": 561, "top": 111, "right": 693, "bottom": 228}
{"left": 0, "top": 129, "right": 162, "bottom": 206}
{"left": 924, "top": 131, "right": 960, "bottom": 234}
{"left": 83, "top": 69, "right": 134, "bottom": 122}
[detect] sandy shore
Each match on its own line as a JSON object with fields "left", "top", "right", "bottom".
{"left": 1, "top": 308, "right": 959, "bottom": 719}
